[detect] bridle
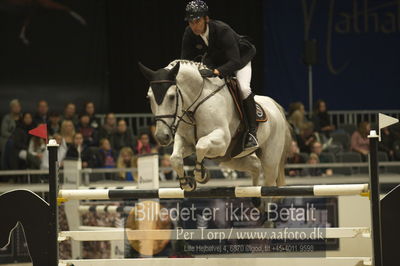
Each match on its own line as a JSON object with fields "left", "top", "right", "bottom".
{"left": 151, "top": 80, "right": 184, "bottom": 137}
{"left": 151, "top": 77, "right": 225, "bottom": 140}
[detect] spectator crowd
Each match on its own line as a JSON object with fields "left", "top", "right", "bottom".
{"left": 1, "top": 98, "right": 400, "bottom": 182}
{"left": 0, "top": 99, "right": 165, "bottom": 182}
{"left": 286, "top": 100, "right": 400, "bottom": 177}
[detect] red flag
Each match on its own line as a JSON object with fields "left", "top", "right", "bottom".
{"left": 29, "top": 124, "right": 48, "bottom": 143}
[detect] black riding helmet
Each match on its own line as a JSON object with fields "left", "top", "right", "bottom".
{"left": 184, "top": 0, "right": 209, "bottom": 21}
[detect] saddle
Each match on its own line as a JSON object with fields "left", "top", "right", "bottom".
{"left": 225, "top": 78, "right": 268, "bottom": 123}
{"left": 218, "top": 78, "right": 268, "bottom": 160}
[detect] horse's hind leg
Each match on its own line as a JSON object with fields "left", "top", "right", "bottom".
{"left": 258, "top": 141, "right": 285, "bottom": 187}
{"left": 220, "top": 154, "right": 263, "bottom": 209}
{"left": 219, "top": 154, "right": 262, "bottom": 186}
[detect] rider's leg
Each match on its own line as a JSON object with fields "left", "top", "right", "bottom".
{"left": 242, "top": 93, "right": 258, "bottom": 149}
{"left": 236, "top": 62, "right": 258, "bottom": 150}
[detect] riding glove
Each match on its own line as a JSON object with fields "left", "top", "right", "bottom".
{"left": 199, "top": 68, "right": 217, "bottom": 78}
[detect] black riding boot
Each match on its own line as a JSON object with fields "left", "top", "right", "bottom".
{"left": 242, "top": 93, "right": 259, "bottom": 150}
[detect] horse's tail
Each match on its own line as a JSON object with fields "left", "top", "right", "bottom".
{"left": 272, "top": 100, "right": 292, "bottom": 187}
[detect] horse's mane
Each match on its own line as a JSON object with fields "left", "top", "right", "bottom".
{"left": 166, "top": 59, "right": 225, "bottom": 88}
{"left": 166, "top": 59, "right": 208, "bottom": 70}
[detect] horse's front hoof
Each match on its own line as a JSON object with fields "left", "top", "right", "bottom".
{"left": 194, "top": 166, "right": 210, "bottom": 184}
{"left": 179, "top": 177, "right": 197, "bottom": 192}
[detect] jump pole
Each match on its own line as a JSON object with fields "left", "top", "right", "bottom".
{"left": 48, "top": 139, "right": 59, "bottom": 266}
{"left": 58, "top": 184, "right": 369, "bottom": 200}
{"left": 368, "top": 130, "right": 382, "bottom": 266}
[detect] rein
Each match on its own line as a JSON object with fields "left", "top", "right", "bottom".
{"left": 152, "top": 78, "right": 225, "bottom": 141}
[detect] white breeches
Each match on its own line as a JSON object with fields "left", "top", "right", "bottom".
{"left": 235, "top": 61, "right": 252, "bottom": 99}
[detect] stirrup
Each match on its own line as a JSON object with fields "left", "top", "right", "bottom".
{"left": 233, "top": 133, "right": 259, "bottom": 159}
{"left": 244, "top": 133, "right": 259, "bottom": 150}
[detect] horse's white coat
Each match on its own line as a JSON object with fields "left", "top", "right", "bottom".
{"left": 147, "top": 60, "right": 292, "bottom": 188}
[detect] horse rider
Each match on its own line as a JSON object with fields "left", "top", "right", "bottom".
{"left": 181, "top": 0, "right": 258, "bottom": 152}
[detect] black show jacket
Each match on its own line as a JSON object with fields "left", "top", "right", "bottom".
{"left": 181, "top": 20, "right": 256, "bottom": 77}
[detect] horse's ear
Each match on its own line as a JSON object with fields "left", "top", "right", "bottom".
{"left": 138, "top": 62, "right": 155, "bottom": 81}
{"left": 169, "top": 62, "right": 180, "bottom": 79}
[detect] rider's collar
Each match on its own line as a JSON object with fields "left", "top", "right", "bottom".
{"left": 200, "top": 24, "right": 209, "bottom": 46}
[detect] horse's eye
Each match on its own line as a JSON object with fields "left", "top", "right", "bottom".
{"left": 169, "top": 94, "right": 175, "bottom": 101}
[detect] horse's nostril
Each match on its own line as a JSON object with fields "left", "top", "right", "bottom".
{"left": 163, "top": 134, "right": 171, "bottom": 143}
{"left": 156, "top": 133, "right": 171, "bottom": 145}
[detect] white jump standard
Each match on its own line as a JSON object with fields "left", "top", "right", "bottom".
{"left": 59, "top": 184, "right": 369, "bottom": 200}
